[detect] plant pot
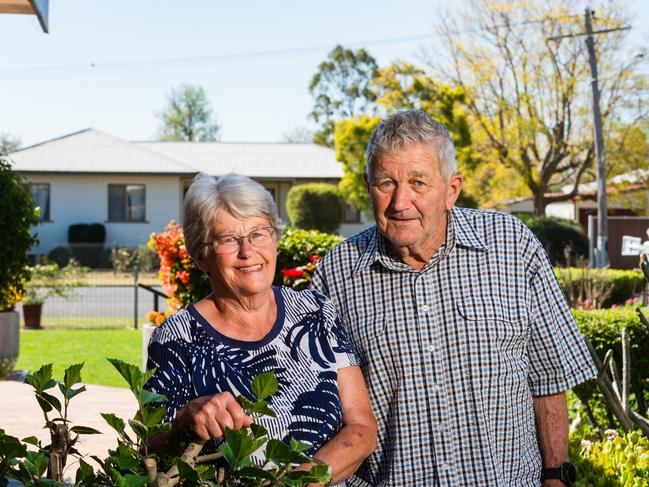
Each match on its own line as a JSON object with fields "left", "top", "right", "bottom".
{"left": 23, "top": 303, "right": 43, "bottom": 329}
{"left": 142, "top": 323, "right": 157, "bottom": 370}
{"left": 0, "top": 310, "right": 20, "bottom": 379}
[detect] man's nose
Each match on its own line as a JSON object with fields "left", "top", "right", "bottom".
{"left": 389, "top": 184, "right": 412, "bottom": 212}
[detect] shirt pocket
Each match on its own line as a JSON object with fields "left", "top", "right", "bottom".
{"left": 456, "top": 295, "right": 530, "bottom": 370}
{"left": 347, "top": 308, "right": 387, "bottom": 351}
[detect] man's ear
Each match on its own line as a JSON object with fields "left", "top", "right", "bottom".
{"left": 364, "top": 171, "right": 370, "bottom": 194}
{"left": 446, "top": 173, "right": 464, "bottom": 210}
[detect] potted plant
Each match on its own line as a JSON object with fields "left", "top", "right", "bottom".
{"left": 22, "top": 262, "right": 87, "bottom": 329}
{"left": 0, "top": 157, "right": 39, "bottom": 378}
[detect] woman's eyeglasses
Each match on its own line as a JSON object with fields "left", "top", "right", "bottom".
{"left": 204, "top": 227, "right": 276, "bottom": 254}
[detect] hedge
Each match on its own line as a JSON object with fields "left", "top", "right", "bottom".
{"left": 572, "top": 307, "right": 649, "bottom": 429}
{"left": 556, "top": 268, "right": 645, "bottom": 308}
{"left": 286, "top": 183, "right": 344, "bottom": 234}
{"left": 525, "top": 216, "right": 589, "bottom": 266}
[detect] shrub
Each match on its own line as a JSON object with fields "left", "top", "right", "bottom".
{"left": 286, "top": 183, "right": 344, "bottom": 234}
{"left": 148, "top": 221, "right": 210, "bottom": 310}
{"left": 525, "top": 216, "right": 589, "bottom": 266}
{"left": 68, "top": 223, "right": 106, "bottom": 243}
{"left": 47, "top": 246, "right": 73, "bottom": 267}
{"left": 572, "top": 308, "right": 649, "bottom": 430}
{"left": 275, "top": 227, "right": 344, "bottom": 287}
{"left": 0, "top": 157, "right": 39, "bottom": 311}
{"left": 557, "top": 268, "right": 644, "bottom": 308}
{"left": 112, "top": 245, "right": 160, "bottom": 272}
{"left": 570, "top": 430, "right": 649, "bottom": 486}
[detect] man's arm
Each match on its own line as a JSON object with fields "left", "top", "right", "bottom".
{"left": 533, "top": 392, "right": 569, "bottom": 486}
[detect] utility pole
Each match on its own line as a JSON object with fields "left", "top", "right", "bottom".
{"left": 547, "top": 9, "right": 630, "bottom": 268}
{"left": 584, "top": 8, "right": 608, "bottom": 268}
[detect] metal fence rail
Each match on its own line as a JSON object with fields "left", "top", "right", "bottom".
{"left": 20, "top": 270, "right": 164, "bottom": 330}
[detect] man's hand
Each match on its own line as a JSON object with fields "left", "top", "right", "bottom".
{"left": 174, "top": 392, "right": 253, "bottom": 440}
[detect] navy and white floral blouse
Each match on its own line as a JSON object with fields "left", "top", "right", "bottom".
{"left": 145, "top": 286, "right": 359, "bottom": 463}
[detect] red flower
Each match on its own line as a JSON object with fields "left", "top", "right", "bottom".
{"left": 281, "top": 268, "right": 305, "bottom": 279}
{"left": 308, "top": 255, "right": 321, "bottom": 264}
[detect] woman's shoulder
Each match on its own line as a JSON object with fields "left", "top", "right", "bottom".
{"left": 279, "top": 286, "right": 334, "bottom": 313}
{"left": 151, "top": 308, "right": 196, "bottom": 345}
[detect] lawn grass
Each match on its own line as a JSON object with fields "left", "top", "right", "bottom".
{"left": 15, "top": 329, "right": 142, "bottom": 388}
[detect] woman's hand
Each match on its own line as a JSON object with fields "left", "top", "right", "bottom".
{"left": 174, "top": 391, "right": 254, "bottom": 440}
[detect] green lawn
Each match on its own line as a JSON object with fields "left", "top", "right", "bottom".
{"left": 15, "top": 329, "right": 142, "bottom": 388}
{"left": 23, "top": 316, "right": 134, "bottom": 330}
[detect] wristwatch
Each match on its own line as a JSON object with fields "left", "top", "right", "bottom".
{"left": 541, "top": 462, "right": 576, "bottom": 485}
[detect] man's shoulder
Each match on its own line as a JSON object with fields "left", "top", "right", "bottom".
{"left": 454, "top": 207, "right": 532, "bottom": 240}
{"left": 328, "top": 225, "right": 377, "bottom": 256}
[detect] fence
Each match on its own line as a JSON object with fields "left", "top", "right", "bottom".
{"left": 24, "top": 242, "right": 166, "bottom": 329}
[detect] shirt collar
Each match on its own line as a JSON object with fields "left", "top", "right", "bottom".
{"left": 352, "top": 207, "right": 488, "bottom": 275}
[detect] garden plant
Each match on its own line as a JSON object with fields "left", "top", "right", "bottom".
{"left": 0, "top": 361, "right": 332, "bottom": 486}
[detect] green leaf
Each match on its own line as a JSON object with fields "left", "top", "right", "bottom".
{"left": 265, "top": 438, "right": 290, "bottom": 465}
{"left": 249, "top": 400, "right": 277, "bottom": 419}
{"left": 127, "top": 418, "right": 148, "bottom": 439}
{"left": 139, "top": 389, "right": 167, "bottom": 406}
{"left": 101, "top": 412, "right": 126, "bottom": 436}
{"left": 288, "top": 450, "right": 312, "bottom": 464}
{"left": 238, "top": 465, "right": 276, "bottom": 480}
{"left": 142, "top": 406, "right": 167, "bottom": 427}
{"left": 66, "top": 385, "right": 87, "bottom": 401}
{"left": 223, "top": 428, "right": 257, "bottom": 465}
{"left": 107, "top": 358, "right": 143, "bottom": 395}
{"left": 249, "top": 423, "right": 268, "bottom": 439}
{"left": 25, "top": 363, "right": 53, "bottom": 392}
{"left": 290, "top": 437, "right": 311, "bottom": 453}
{"left": 175, "top": 459, "right": 199, "bottom": 482}
{"left": 251, "top": 372, "right": 278, "bottom": 400}
{"left": 70, "top": 425, "right": 102, "bottom": 435}
{"left": 237, "top": 395, "right": 254, "bottom": 412}
{"left": 75, "top": 459, "right": 96, "bottom": 486}
{"left": 21, "top": 435, "right": 39, "bottom": 446}
{"left": 63, "top": 362, "right": 84, "bottom": 389}
{"left": 146, "top": 423, "right": 172, "bottom": 438}
{"left": 115, "top": 452, "right": 140, "bottom": 473}
{"left": 219, "top": 441, "right": 237, "bottom": 467}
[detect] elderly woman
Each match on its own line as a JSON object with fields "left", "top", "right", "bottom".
{"left": 145, "top": 173, "right": 376, "bottom": 484}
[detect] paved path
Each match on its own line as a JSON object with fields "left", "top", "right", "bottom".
{"left": 0, "top": 380, "right": 137, "bottom": 480}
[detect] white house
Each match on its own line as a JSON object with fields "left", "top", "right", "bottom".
{"left": 9, "top": 128, "right": 369, "bottom": 255}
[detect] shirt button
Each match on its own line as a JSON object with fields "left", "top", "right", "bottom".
{"left": 427, "top": 344, "right": 436, "bottom": 353}
{"left": 430, "top": 383, "right": 440, "bottom": 392}
{"left": 420, "top": 304, "right": 430, "bottom": 313}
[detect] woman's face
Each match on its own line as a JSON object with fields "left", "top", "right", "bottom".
{"left": 202, "top": 211, "right": 277, "bottom": 299}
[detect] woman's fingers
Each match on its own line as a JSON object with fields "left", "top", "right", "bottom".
{"left": 180, "top": 392, "right": 253, "bottom": 440}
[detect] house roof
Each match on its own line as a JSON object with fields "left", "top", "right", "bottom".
{"left": 10, "top": 129, "right": 197, "bottom": 174}
{"left": 138, "top": 141, "right": 343, "bottom": 179}
{"left": 9, "top": 128, "right": 344, "bottom": 179}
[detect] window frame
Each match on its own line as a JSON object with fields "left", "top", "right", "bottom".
{"left": 107, "top": 183, "right": 147, "bottom": 222}
{"left": 28, "top": 182, "right": 51, "bottom": 222}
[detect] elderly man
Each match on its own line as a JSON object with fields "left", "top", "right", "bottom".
{"left": 312, "top": 110, "right": 596, "bottom": 486}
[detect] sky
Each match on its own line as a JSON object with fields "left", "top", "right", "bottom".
{"left": 1, "top": 0, "right": 648, "bottom": 147}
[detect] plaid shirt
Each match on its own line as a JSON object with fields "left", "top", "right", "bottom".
{"left": 312, "top": 207, "right": 596, "bottom": 486}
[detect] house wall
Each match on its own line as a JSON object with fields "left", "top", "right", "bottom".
{"left": 23, "top": 173, "right": 184, "bottom": 254}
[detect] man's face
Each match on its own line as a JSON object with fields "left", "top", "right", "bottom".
{"left": 366, "top": 142, "right": 463, "bottom": 261}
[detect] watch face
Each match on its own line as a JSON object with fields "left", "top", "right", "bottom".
{"left": 561, "top": 463, "right": 577, "bottom": 483}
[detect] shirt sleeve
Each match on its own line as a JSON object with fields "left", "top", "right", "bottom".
{"left": 145, "top": 325, "right": 194, "bottom": 422}
{"left": 525, "top": 242, "right": 598, "bottom": 396}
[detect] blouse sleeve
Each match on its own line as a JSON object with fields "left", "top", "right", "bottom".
{"left": 318, "top": 290, "right": 360, "bottom": 370}
{"left": 145, "top": 325, "right": 194, "bottom": 422}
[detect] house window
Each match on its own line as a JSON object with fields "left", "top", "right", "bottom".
{"left": 29, "top": 183, "right": 50, "bottom": 221}
{"left": 108, "top": 184, "right": 145, "bottom": 222}
{"left": 342, "top": 202, "right": 361, "bottom": 223}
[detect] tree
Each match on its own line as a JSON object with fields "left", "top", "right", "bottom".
{"left": 435, "top": 0, "right": 648, "bottom": 215}
{"left": 0, "top": 132, "right": 21, "bottom": 156}
{"left": 309, "top": 45, "right": 378, "bottom": 147}
{"left": 156, "top": 84, "right": 220, "bottom": 141}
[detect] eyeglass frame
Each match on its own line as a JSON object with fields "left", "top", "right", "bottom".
{"left": 202, "top": 226, "right": 277, "bottom": 254}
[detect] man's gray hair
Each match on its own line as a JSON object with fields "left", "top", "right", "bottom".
{"left": 183, "top": 172, "right": 282, "bottom": 262}
{"left": 365, "top": 110, "right": 457, "bottom": 180}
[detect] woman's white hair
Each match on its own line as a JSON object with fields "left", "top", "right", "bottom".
{"left": 365, "top": 110, "right": 457, "bottom": 180}
{"left": 183, "top": 173, "right": 282, "bottom": 262}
